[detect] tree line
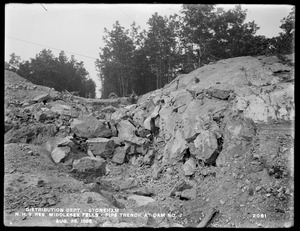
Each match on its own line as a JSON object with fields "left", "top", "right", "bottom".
{"left": 5, "top": 50, "right": 96, "bottom": 98}
{"left": 5, "top": 5, "right": 294, "bottom": 99}
{"left": 96, "top": 4, "right": 294, "bottom": 98}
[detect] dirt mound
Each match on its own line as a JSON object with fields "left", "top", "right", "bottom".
{"left": 5, "top": 70, "right": 57, "bottom": 104}
{"left": 4, "top": 55, "right": 294, "bottom": 227}
{"left": 5, "top": 70, "right": 32, "bottom": 85}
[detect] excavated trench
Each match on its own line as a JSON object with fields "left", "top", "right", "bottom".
{"left": 4, "top": 55, "right": 294, "bottom": 227}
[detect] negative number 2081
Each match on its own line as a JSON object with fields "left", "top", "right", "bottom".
{"left": 253, "top": 214, "right": 267, "bottom": 218}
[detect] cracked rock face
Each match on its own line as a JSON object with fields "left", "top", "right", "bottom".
{"left": 132, "top": 55, "right": 294, "bottom": 165}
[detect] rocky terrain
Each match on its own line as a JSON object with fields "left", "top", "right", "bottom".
{"left": 4, "top": 54, "right": 294, "bottom": 227}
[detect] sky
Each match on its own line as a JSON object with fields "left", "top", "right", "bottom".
{"left": 5, "top": 4, "right": 294, "bottom": 98}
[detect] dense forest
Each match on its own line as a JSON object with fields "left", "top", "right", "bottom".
{"left": 5, "top": 50, "right": 96, "bottom": 98}
{"left": 96, "top": 4, "right": 294, "bottom": 98}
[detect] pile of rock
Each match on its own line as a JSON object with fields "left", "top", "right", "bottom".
{"left": 5, "top": 55, "right": 294, "bottom": 181}
{"left": 131, "top": 55, "right": 294, "bottom": 169}
{"left": 48, "top": 112, "right": 156, "bottom": 163}
{"left": 4, "top": 89, "right": 91, "bottom": 143}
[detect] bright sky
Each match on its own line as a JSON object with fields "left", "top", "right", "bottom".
{"left": 5, "top": 4, "right": 294, "bottom": 98}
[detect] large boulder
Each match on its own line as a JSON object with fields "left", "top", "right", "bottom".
{"left": 70, "top": 115, "right": 113, "bottom": 138}
{"left": 116, "top": 120, "right": 147, "bottom": 145}
{"left": 32, "top": 93, "right": 51, "bottom": 103}
{"left": 182, "top": 158, "right": 197, "bottom": 176}
{"left": 180, "top": 100, "right": 204, "bottom": 140}
{"left": 162, "top": 130, "right": 188, "bottom": 164}
{"left": 112, "top": 146, "right": 126, "bottom": 164}
{"left": 86, "top": 138, "right": 115, "bottom": 158}
{"left": 71, "top": 156, "right": 106, "bottom": 182}
{"left": 116, "top": 120, "right": 135, "bottom": 139}
{"left": 190, "top": 131, "right": 218, "bottom": 160}
{"left": 159, "top": 103, "right": 176, "bottom": 141}
{"left": 51, "top": 146, "right": 71, "bottom": 163}
{"left": 143, "top": 105, "right": 161, "bottom": 130}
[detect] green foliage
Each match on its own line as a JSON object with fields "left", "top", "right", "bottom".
{"left": 10, "top": 49, "right": 96, "bottom": 98}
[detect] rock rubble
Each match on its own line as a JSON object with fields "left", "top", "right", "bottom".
{"left": 4, "top": 54, "right": 294, "bottom": 228}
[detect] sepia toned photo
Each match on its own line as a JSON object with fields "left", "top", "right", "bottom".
{"left": 4, "top": 4, "right": 294, "bottom": 227}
